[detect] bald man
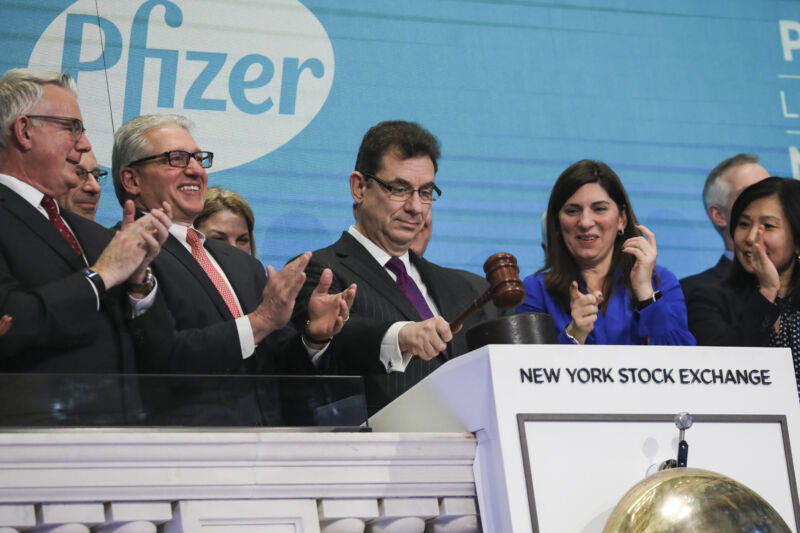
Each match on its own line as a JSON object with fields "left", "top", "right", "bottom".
{"left": 57, "top": 149, "right": 103, "bottom": 220}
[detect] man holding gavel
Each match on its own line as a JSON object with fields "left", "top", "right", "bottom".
{"left": 292, "top": 120, "right": 489, "bottom": 415}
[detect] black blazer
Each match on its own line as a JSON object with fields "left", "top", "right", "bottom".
{"left": 680, "top": 255, "right": 732, "bottom": 300}
{"left": 292, "top": 232, "right": 488, "bottom": 414}
{"left": 131, "top": 233, "right": 311, "bottom": 375}
{"left": 0, "top": 183, "right": 136, "bottom": 373}
{"left": 688, "top": 282, "right": 781, "bottom": 348}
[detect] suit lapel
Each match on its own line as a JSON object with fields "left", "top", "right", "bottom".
{"left": 162, "top": 234, "right": 234, "bottom": 319}
{"left": 0, "top": 184, "right": 85, "bottom": 270}
{"left": 205, "top": 239, "right": 257, "bottom": 313}
{"left": 334, "top": 233, "right": 422, "bottom": 321}
{"left": 412, "top": 253, "right": 452, "bottom": 319}
{"left": 62, "top": 210, "right": 105, "bottom": 265}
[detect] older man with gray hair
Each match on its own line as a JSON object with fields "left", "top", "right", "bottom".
{"left": 112, "top": 114, "right": 355, "bottom": 374}
{"left": 0, "top": 69, "right": 171, "bottom": 371}
{"left": 680, "top": 154, "right": 770, "bottom": 298}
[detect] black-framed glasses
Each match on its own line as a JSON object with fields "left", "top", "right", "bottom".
{"left": 360, "top": 172, "right": 441, "bottom": 203}
{"left": 25, "top": 114, "right": 86, "bottom": 141}
{"left": 75, "top": 167, "right": 107, "bottom": 186}
{"left": 127, "top": 150, "right": 214, "bottom": 169}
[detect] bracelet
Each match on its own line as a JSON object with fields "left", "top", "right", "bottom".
{"left": 303, "top": 319, "right": 333, "bottom": 345}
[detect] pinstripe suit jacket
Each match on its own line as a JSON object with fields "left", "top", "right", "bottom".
{"left": 292, "top": 232, "right": 488, "bottom": 415}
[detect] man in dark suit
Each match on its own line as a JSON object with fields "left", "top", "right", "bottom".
{"left": 0, "top": 69, "right": 170, "bottom": 373}
{"left": 292, "top": 120, "right": 488, "bottom": 415}
{"left": 112, "top": 114, "right": 355, "bottom": 376}
{"left": 680, "top": 154, "right": 769, "bottom": 298}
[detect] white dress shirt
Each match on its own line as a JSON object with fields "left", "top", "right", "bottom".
{"left": 347, "top": 225, "right": 442, "bottom": 373}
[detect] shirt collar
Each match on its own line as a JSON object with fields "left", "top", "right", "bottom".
{"left": 169, "top": 222, "right": 205, "bottom": 244}
{"left": 348, "top": 225, "right": 411, "bottom": 271}
{"left": 0, "top": 173, "right": 47, "bottom": 214}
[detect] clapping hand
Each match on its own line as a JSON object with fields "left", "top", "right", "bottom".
{"left": 248, "top": 252, "right": 311, "bottom": 343}
{"left": 304, "top": 268, "right": 357, "bottom": 348}
{"left": 0, "top": 315, "right": 11, "bottom": 337}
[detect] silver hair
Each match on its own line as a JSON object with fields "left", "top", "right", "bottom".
{"left": 112, "top": 114, "right": 194, "bottom": 206}
{"left": 701, "top": 153, "right": 760, "bottom": 236}
{"left": 0, "top": 69, "right": 77, "bottom": 150}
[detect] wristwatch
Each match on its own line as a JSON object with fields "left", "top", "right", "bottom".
{"left": 302, "top": 319, "right": 333, "bottom": 345}
{"left": 127, "top": 267, "right": 155, "bottom": 294}
{"left": 636, "top": 290, "right": 662, "bottom": 310}
{"left": 82, "top": 268, "right": 106, "bottom": 297}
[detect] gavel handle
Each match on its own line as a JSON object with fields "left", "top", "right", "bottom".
{"left": 449, "top": 288, "right": 492, "bottom": 332}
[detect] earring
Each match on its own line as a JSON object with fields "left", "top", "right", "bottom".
{"left": 618, "top": 229, "right": 624, "bottom": 236}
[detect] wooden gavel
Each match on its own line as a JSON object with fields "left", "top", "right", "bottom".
{"left": 449, "top": 252, "right": 526, "bottom": 332}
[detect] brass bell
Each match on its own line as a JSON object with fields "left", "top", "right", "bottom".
{"left": 603, "top": 467, "right": 791, "bottom": 532}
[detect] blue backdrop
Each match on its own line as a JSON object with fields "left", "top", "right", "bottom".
{"left": 1, "top": 0, "right": 797, "bottom": 281}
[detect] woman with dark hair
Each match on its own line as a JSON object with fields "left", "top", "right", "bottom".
{"left": 516, "top": 160, "right": 694, "bottom": 345}
{"left": 688, "top": 178, "right": 800, "bottom": 373}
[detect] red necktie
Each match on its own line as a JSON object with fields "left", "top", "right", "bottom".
{"left": 186, "top": 228, "right": 242, "bottom": 318}
{"left": 40, "top": 195, "right": 83, "bottom": 258}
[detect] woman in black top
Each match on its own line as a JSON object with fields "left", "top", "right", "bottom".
{"left": 688, "top": 177, "right": 800, "bottom": 396}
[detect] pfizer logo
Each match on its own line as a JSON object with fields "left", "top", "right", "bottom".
{"left": 28, "top": 0, "right": 335, "bottom": 172}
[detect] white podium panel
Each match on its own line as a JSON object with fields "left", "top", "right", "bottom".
{"left": 369, "top": 345, "right": 800, "bottom": 533}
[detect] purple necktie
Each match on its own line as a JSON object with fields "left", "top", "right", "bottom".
{"left": 385, "top": 257, "right": 434, "bottom": 320}
{"left": 386, "top": 257, "right": 449, "bottom": 359}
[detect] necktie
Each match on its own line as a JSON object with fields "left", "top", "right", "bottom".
{"left": 385, "top": 257, "right": 449, "bottom": 359}
{"left": 385, "top": 257, "right": 434, "bottom": 320}
{"left": 186, "top": 228, "right": 242, "bottom": 318}
{"left": 40, "top": 195, "right": 83, "bottom": 258}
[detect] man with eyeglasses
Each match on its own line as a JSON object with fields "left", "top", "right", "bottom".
{"left": 112, "top": 114, "right": 355, "bottom": 376}
{"left": 0, "top": 69, "right": 171, "bottom": 373}
{"left": 292, "top": 120, "right": 489, "bottom": 415}
{"left": 56, "top": 149, "right": 104, "bottom": 220}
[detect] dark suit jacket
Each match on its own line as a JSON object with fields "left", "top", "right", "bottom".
{"left": 680, "top": 255, "right": 732, "bottom": 300}
{"left": 128, "top": 232, "right": 315, "bottom": 426}
{"left": 130, "top": 233, "right": 311, "bottom": 375}
{"left": 0, "top": 183, "right": 135, "bottom": 373}
{"left": 687, "top": 282, "right": 781, "bottom": 348}
{"left": 292, "top": 232, "right": 488, "bottom": 415}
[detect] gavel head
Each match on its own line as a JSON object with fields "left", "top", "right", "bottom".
{"left": 482, "top": 252, "right": 526, "bottom": 309}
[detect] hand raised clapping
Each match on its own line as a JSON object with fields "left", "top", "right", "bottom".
{"left": 304, "top": 268, "right": 357, "bottom": 348}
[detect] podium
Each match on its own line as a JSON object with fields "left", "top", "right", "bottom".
{"left": 369, "top": 345, "right": 800, "bottom": 533}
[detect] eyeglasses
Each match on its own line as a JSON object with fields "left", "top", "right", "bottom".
{"left": 25, "top": 114, "right": 86, "bottom": 142}
{"left": 75, "top": 167, "right": 107, "bottom": 186}
{"left": 127, "top": 150, "right": 214, "bottom": 169}
{"left": 360, "top": 172, "right": 441, "bottom": 203}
